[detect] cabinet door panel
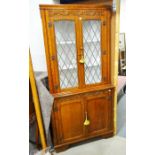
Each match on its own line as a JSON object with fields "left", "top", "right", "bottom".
{"left": 82, "top": 20, "right": 102, "bottom": 85}
{"left": 56, "top": 96, "right": 85, "bottom": 143}
{"left": 79, "top": 14, "right": 111, "bottom": 87}
{"left": 54, "top": 20, "right": 79, "bottom": 89}
{"left": 85, "top": 90, "right": 113, "bottom": 136}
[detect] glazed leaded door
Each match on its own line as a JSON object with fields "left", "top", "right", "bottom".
{"left": 54, "top": 20, "right": 79, "bottom": 89}
{"left": 47, "top": 17, "right": 80, "bottom": 93}
{"left": 82, "top": 20, "right": 102, "bottom": 84}
{"left": 47, "top": 14, "right": 110, "bottom": 93}
{"left": 79, "top": 16, "right": 110, "bottom": 87}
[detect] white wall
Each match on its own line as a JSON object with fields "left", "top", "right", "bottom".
{"left": 30, "top": 0, "right": 60, "bottom": 71}
{"left": 30, "top": 0, "right": 126, "bottom": 71}
{"left": 120, "top": 0, "right": 126, "bottom": 33}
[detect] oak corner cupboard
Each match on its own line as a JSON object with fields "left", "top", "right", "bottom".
{"left": 40, "top": 4, "right": 115, "bottom": 151}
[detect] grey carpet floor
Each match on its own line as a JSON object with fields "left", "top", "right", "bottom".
{"left": 117, "top": 94, "right": 126, "bottom": 137}
{"left": 36, "top": 136, "right": 125, "bottom": 155}
{"left": 53, "top": 136, "right": 125, "bottom": 155}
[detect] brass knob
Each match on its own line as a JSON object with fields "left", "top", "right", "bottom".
{"left": 84, "top": 112, "right": 90, "bottom": 126}
{"left": 79, "top": 56, "right": 85, "bottom": 64}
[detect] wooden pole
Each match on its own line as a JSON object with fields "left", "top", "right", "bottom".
{"left": 29, "top": 51, "right": 47, "bottom": 149}
{"left": 113, "top": 0, "right": 120, "bottom": 134}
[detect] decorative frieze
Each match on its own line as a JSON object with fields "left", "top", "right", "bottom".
{"left": 48, "top": 9, "right": 104, "bottom": 17}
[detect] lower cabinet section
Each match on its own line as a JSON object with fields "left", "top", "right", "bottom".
{"left": 51, "top": 88, "right": 114, "bottom": 151}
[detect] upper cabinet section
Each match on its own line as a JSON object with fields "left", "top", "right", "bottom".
{"left": 40, "top": 4, "right": 112, "bottom": 94}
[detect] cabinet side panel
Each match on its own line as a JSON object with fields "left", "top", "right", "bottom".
{"left": 111, "top": 1, "right": 120, "bottom": 135}
{"left": 106, "top": 10, "right": 111, "bottom": 84}
{"left": 114, "top": 0, "right": 120, "bottom": 135}
{"left": 40, "top": 10, "right": 54, "bottom": 93}
{"left": 101, "top": 10, "right": 111, "bottom": 85}
{"left": 110, "top": 12, "right": 116, "bottom": 134}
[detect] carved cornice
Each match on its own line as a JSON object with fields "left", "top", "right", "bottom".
{"left": 48, "top": 9, "right": 104, "bottom": 17}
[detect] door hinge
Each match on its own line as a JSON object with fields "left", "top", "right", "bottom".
{"left": 54, "top": 85, "right": 59, "bottom": 90}
{"left": 102, "top": 76, "right": 107, "bottom": 81}
{"left": 53, "top": 106, "right": 58, "bottom": 112}
{"left": 102, "top": 20, "right": 106, "bottom": 26}
{"left": 107, "top": 96, "right": 112, "bottom": 101}
{"left": 102, "top": 50, "right": 107, "bottom": 55}
{"left": 48, "top": 22, "right": 53, "bottom": 28}
{"left": 51, "top": 55, "right": 55, "bottom": 61}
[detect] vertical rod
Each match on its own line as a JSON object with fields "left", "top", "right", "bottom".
{"left": 114, "top": 0, "right": 121, "bottom": 134}
{"left": 29, "top": 51, "right": 47, "bottom": 149}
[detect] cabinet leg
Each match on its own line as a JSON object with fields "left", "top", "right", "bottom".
{"left": 55, "top": 145, "right": 69, "bottom": 152}
{"left": 101, "top": 132, "right": 114, "bottom": 139}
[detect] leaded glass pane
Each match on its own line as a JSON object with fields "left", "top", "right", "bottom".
{"left": 83, "top": 20, "right": 102, "bottom": 84}
{"left": 54, "top": 21, "right": 78, "bottom": 89}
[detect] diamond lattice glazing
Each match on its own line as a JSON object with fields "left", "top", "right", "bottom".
{"left": 83, "top": 20, "right": 102, "bottom": 84}
{"left": 54, "top": 21, "right": 78, "bottom": 89}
